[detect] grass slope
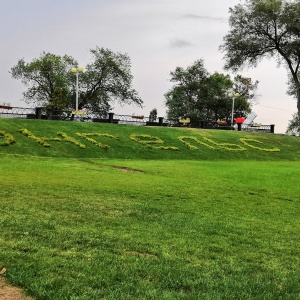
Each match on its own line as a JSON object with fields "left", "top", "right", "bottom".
{"left": 0, "top": 118, "right": 299, "bottom": 160}
{"left": 0, "top": 118, "right": 300, "bottom": 299}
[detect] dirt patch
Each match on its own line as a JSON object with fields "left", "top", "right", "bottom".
{"left": 0, "top": 277, "right": 33, "bottom": 300}
{"left": 113, "top": 166, "right": 144, "bottom": 173}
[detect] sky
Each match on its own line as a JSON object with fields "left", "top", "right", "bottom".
{"left": 0, "top": 0, "right": 297, "bottom": 133}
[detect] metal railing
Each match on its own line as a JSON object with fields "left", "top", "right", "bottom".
{"left": 0, "top": 106, "right": 35, "bottom": 119}
{"left": 0, "top": 106, "right": 275, "bottom": 133}
{"left": 239, "top": 124, "right": 274, "bottom": 133}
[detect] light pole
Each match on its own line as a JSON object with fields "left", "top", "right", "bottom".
{"left": 228, "top": 91, "right": 240, "bottom": 126}
{"left": 71, "top": 66, "right": 84, "bottom": 112}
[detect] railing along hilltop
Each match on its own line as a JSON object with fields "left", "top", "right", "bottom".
{"left": 0, "top": 106, "right": 275, "bottom": 133}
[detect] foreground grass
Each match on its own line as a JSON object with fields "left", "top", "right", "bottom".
{"left": 1, "top": 156, "right": 300, "bottom": 299}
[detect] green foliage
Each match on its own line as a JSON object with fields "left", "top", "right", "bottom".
{"left": 232, "top": 74, "right": 259, "bottom": 116}
{"left": 203, "top": 136, "right": 247, "bottom": 151}
{"left": 75, "top": 132, "right": 118, "bottom": 149}
{"left": 220, "top": 0, "right": 300, "bottom": 117}
{"left": 286, "top": 113, "right": 300, "bottom": 136}
{"left": 18, "top": 128, "right": 60, "bottom": 147}
{"left": 148, "top": 108, "right": 158, "bottom": 122}
{"left": 10, "top": 47, "right": 143, "bottom": 116}
{"left": 177, "top": 136, "right": 215, "bottom": 150}
{"left": 165, "top": 59, "right": 258, "bottom": 124}
{"left": 10, "top": 52, "right": 76, "bottom": 109}
{"left": 240, "top": 137, "right": 280, "bottom": 152}
{"left": 0, "top": 130, "right": 16, "bottom": 146}
{"left": 48, "top": 87, "right": 69, "bottom": 110}
{"left": 165, "top": 59, "right": 210, "bottom": 123}
{"left": 130, "top": 133, "right": 179, "bottom": 150}
{"left": 57, "top": 132, "right": 86, "bottom": 148}
{"left": 287, "top": 72, "right": 300, "bottom": 102}
{"left": 78, "top": 47, "right": 143, "bottom": 117}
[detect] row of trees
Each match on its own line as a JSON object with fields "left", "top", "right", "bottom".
{"left": 11, "top": 50, "right": 258, "bottom": 124}
{"left": 10, "top": 0, "right": 300, "bottom": 133}
{"left": 11, "top": 47, "right": 143, "bottom": 117}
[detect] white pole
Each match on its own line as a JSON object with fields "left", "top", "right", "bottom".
{"left": 71, "top": 66, "right": 84, "bottom": 113}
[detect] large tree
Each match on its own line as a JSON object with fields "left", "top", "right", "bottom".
{"left": 165, "top": 60, "right": 210, "bottom": 124}
{"left": 11, "top": 47, "right": 143, "bottom": 116}
{"left": 205, "top": 73, "right": 257, "bottom": 122}
{"left": 77, "top": 47, "right": 142, "bottom": 116}
{"left": 220, "top": 0, "right": 300, "bottom": 118}
{"left": 164, "top": 59, "right": 257, "bottom": 125}
{"left": 11, "top": 52, "right": 76, "bottom": 109}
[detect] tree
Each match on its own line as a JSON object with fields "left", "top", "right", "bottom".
{"left": 231, "top": 74, "right": 259, "bottom": 118}
{"left": 11, "top": 47, "right": 143, "bottom": 116}
{"left": 287, "top": 71, "right": 300, "bottom": 99}
{"left": 286, "top": 72, "right": 300, "bottom": 135}
{"left": 205, "top": 73, "right": 256, "bottom": 122}
{"left": 203, "top": 72, "right": 233, "bottom": 122}
{"left": 220, "top": 0, "right": 300, "bottom": 119}
{"left": 77, "top": 47, "right": 142, "bottom": 116}
{"left": 165, "top": 59, "right": 210, "bottom": 124}
{"left": 286, "top": 113, "right": 300, "bottom": 135}
{"left": 48, "top": 87, "right": 69, "bottom": 111}
{"left": 11, "top": 52, "right": 76, "bottom": 109}
{"left": 164, "top": 59, "right": 257, "bottom": 124}
{"left": 148, "top": 108, "right": 157, "bottom": 122}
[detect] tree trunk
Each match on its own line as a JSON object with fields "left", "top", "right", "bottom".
{"left": 297, "top": 87, "right": 300, "bottom": 120}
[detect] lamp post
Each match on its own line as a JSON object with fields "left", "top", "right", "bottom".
{"left": 71, "top": 66, "right": 84, "bottom": 112}
{"left": 228, "top": 91, "right": 240, "bottom": 126}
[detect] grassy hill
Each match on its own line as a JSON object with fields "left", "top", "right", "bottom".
{"left": 1, "top": 118, "right": 300, "bottom": 299}
{"left": 0, "top": 118, "right": 299, "bottom": 160}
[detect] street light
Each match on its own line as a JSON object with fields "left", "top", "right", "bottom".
{"left": 71, "top": 66, "right": 84, "bottom": 112}
{"left": 228, "top": 91, "right": 240, "bottom": 126}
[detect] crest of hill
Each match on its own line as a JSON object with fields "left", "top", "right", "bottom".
{"left": 0, "top": 118, "right": 299, "bottom": 161}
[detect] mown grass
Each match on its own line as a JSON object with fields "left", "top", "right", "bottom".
{"left": 0, "top": 118, "right": 300, "bottom": 160}
{"left": 1, "top": 154, "right": 300, "bottom": 299}
{"left": 0, "top": 118, "right": 299, "bottom": 299}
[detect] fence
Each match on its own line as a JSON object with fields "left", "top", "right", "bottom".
{"left": 0, "top": 106, "right": 275, "bottom": 133}
{"left": 0, "top": 106, "right": 35, "bottom": 119}
{"left": 237, "top": 123, "right": 275, "bottom": 134}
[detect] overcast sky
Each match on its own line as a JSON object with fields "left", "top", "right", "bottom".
{"left": 1, "top": 0, "right": 297, "bottom": 133}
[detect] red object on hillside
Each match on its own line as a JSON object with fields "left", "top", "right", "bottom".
{"left": 0, "top": 105, "right": 12, "bottom": 110}
{"left": 132, "top": 115, "right": 144, "bottom": 119}
{"left": 235, "top": 117, "right": 245, "bottom": 124}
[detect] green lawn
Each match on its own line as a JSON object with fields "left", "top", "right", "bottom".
{"left": 1, "top": 154, "right": 300, "bottom": 299}
{"left": 1, "top": 118, "right": 299, "bottom": 299}
{"left": 1, "top": 118, "right": 300, "bottom": 160}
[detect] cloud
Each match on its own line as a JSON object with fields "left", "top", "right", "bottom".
{"left": 169, "top": 39, "right": 194, "bottom": 48}
{"left": 181, "top": 14, "right": 227, "bottom": 23}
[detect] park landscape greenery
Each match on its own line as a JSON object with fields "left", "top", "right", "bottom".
{"left": 3, "top": 0, "right": 300, "bottom": 297}
{"left": 10, "top": 0, "right": 300, "bottom": 132}
{"left": 220, "top": 0, "right": 300, "bottom": 131}
{"left": 10, "top": 47, "right": 143, "bottom": 117}
{"left": 0, "top": 118, "right": 300, "bottom": 299}
{"left": 164, "top": 60, "right": 258, "bottom": 125}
